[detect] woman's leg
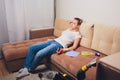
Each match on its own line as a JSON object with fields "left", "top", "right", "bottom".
{"left": 29, "top": 41, "right": 63, "bottom": 71}
{"left": 16, "top": 40, "right": 52, "bottom": 79}
{"left": 24, "top": 40, "right": 54, "bottom": 69}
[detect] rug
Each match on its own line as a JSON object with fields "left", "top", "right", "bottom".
{"left": 0, "top": 72, "right": 40, "bottom": 80}
{"left": 0, "top": 64, "right": 56, "bottom": 80}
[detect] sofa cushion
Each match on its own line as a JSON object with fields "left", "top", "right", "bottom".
{"left": 2, "top": 36, "right": 56, "bottom": 62}
{"left": 51, "top": 46, "right": 105, "bottom": 80}
{"left": 91, "top": 24, "right": 120, "bottom": 55}
{"left": 79, "top": 22, "right": 94, "bottom": 48}
{"left": 53, "top": 19, "right": 70, "bottom": 37}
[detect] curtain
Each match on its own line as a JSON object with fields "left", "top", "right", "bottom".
{"left": 0, "top": 0, "right": 54, "bottom": 58}
{"left": 0, "top": 0, "right": 9, "bottom": 58}
{"left": 5, "top": 0, "right": 54, "bottom": 41}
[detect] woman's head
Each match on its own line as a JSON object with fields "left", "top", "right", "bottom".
{"left": 74, "top": 17, "right": 83, "bottom": 26}
{"left": 70, "top": 17, "right": 83, "bottom": 30}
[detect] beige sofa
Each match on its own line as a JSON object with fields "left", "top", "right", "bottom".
{"left": 2, "top": 19, "right": 120, "bottom": 80}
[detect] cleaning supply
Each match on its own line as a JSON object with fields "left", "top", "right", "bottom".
{"left": 53, "top": 72, "right": 74, "bottom": 80}
{"left": 77, "top": 57, "right": 97, "bottom": 80}
{"left": 81, "top": 52, "right": 91, "bottom": 56}
{"left": 81, "top": 51, "right": 100, "bottom": 57}
{"left": 95, "top": 52, "right": 100, "bottom": 57}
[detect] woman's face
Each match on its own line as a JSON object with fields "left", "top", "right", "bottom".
{"left": 70, "top": 19, "right": 79, "bottom": 29}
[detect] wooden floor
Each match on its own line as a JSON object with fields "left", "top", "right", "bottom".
{"left": 0, "top": 59, "right": 9, "bottom": 78}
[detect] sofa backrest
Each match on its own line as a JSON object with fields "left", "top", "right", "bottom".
{"left": 53, "top": 19, "right": 120, "bottom": 55}
{"left": 53, "top": 19, "right": 70, "bottom": 37}
{"left": 79, "top": 22, "right": 94, "bottom": 48}
{"left": 91, "top": 24, "right": 120, "bottom": 55}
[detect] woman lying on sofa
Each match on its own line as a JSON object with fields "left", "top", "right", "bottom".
{"left": 17, "top": 17, "right": 83, "bottom": 79}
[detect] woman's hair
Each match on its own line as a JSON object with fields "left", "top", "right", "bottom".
{"left": 74, "top": 17, "right": 83, "bottom": 26}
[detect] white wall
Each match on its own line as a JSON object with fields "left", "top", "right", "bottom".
{"left": 56, "top": 0, "right": 120, "bottom": 26}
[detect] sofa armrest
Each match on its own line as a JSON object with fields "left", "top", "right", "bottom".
{"left": 96, "top": 52, "right": 120, "bottom": 80}
{"left": 30, "top": 27, "right": 54, "bottom": 39}
{"left": 99, "top": 52, "right": 120, "bottom": 70}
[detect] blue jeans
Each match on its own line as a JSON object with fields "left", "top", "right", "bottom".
{"left": 24, "top": 40, "right": 63, "bottom": 71}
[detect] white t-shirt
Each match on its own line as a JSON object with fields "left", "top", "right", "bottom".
{"left": 55, "top": 29, "right": 81, "bottom": 48}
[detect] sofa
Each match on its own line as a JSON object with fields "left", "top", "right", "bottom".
{"left": 2, "top": 19, "right": 120, "bottom": 80}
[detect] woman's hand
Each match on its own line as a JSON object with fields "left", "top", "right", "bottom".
{"left": 56, "top": 48, "right": 69, "bottom": 55}
{"left": 56, "top": 48, "right": 64, "bottom": 55}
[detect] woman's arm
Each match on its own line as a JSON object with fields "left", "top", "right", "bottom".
{"left": 63, "top": 38, "right": 81, "bottom": 52}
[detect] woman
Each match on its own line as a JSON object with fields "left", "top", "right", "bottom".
{"left": 17, "top": 17, "right": 83, "bottom": 78}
